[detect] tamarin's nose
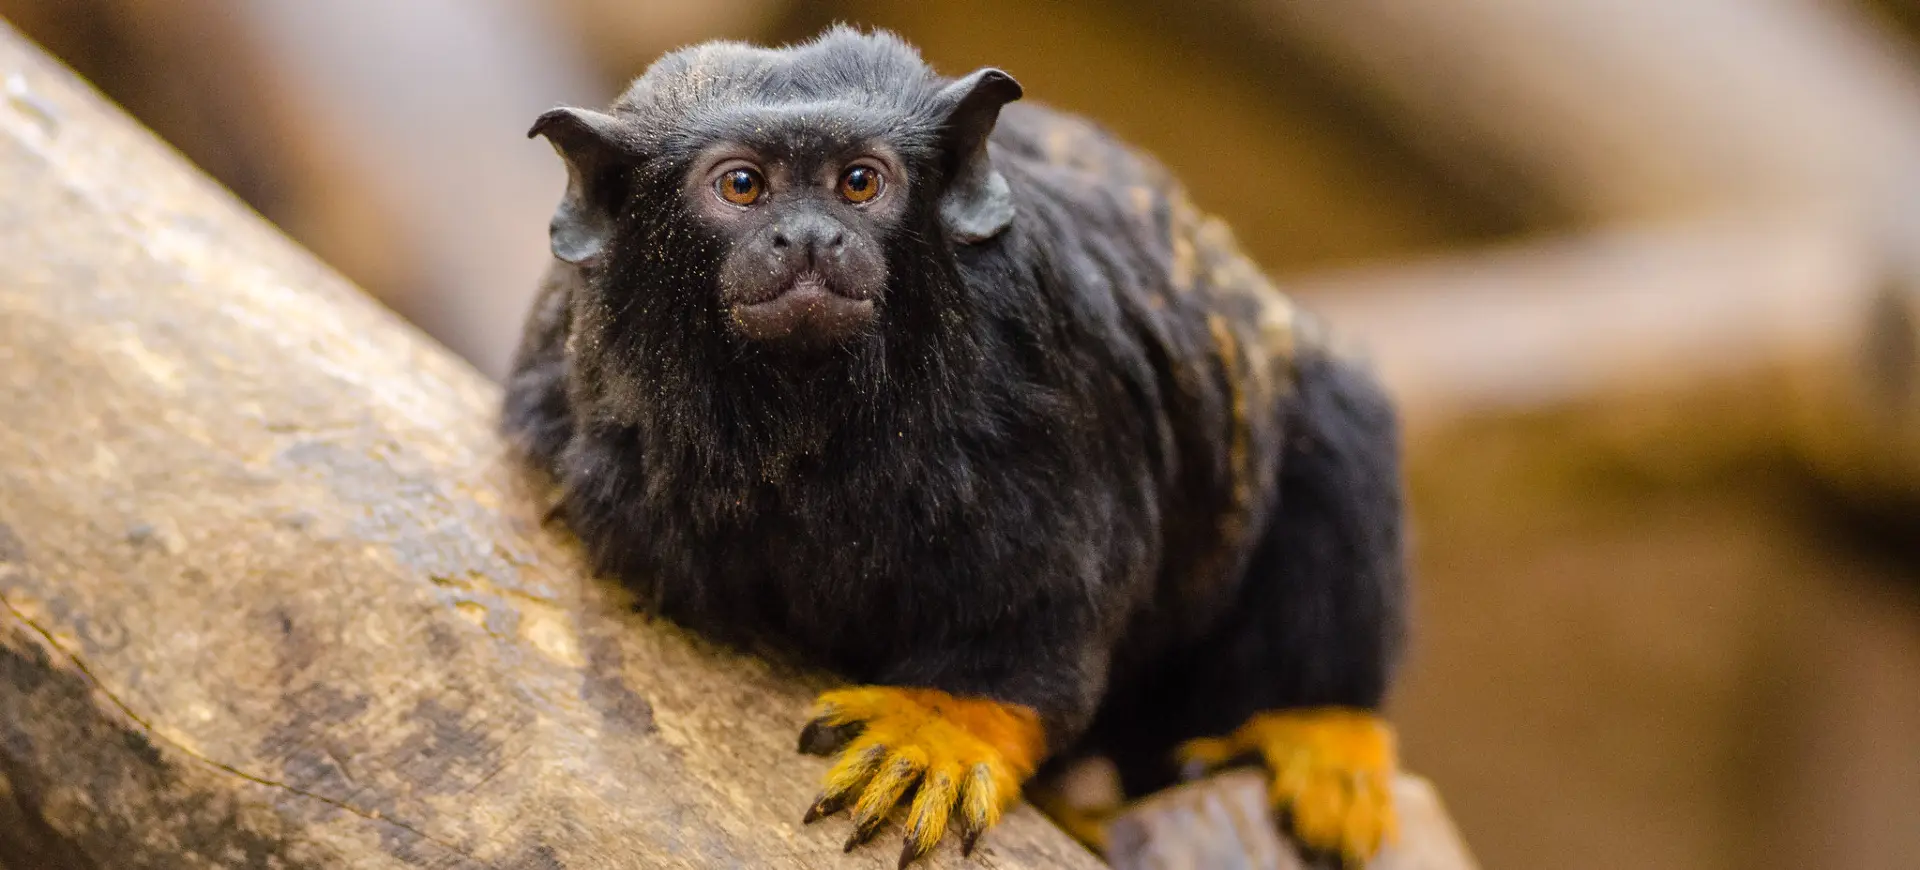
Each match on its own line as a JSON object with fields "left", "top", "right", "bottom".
{"left": 770, "top": 214, "right": 846, "bottom": 266}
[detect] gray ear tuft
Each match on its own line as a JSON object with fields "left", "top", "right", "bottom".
{"left": 529, "top": 107, "right": 632, "bottom": 265}
{"left": 935, "top": 68, "right": 1023, "bottom": 244}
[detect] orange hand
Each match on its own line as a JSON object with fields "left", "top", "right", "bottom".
{"left": 798, "top": 687, "right": 1045, "bottom": 867}
{"left": 1179, "top": 708, "right": 1399, "bottom": 867}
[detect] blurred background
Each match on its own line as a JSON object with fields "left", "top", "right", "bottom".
{"left": 3, "top": 1, "right": 1917, "bottom": 867}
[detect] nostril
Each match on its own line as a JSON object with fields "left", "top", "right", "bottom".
{"left": 828, "top": 232, "right": 846, "bottom": 249}
{"left": 771, "top": 230, "right": 790, "bottom": 249}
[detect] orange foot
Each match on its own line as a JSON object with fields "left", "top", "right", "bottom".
{"left": 1177, "top": 708, "right": 1399, "bottom": 867}
{"left": 798, "top": 687, "right": 1045, "bottom": 867}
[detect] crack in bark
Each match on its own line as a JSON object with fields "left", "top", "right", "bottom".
{"left": 463, "top": 742, "right": 534, "bottom": 798}
{"left": 0, "top": 593, "right": 481, "bottom": 865}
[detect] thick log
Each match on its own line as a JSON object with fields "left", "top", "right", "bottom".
{"left": 0, "top": 22, "right": 1101, "bottom": 869}
{"left": 0, "top": 21, "right": 1474, "bottom": 870}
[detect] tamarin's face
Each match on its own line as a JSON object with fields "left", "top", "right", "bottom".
{"left": 679, "top": 123, "right": 909, "bottom": 348}
{"left": 531, "top": 30, "right": 1021, "bottom": 364}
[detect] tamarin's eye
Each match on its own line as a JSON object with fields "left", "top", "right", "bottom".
{"left": 839, "top": 166, "right": 882, "bottom": 204}
{"left": 716, "top": 168, "right": 765, "bottom": 206}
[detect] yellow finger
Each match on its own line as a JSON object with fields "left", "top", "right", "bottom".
{"left": 845, "top": 749, "right": 926, "bottom": 851}
{"left": 898, "top": 766, "right": 957, "bottom": 868}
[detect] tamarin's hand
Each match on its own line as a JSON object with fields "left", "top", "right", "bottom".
{"left": 1181, "top": 709, "right": 1400, "bottom": 866}
{"left": 798, "top": 688, "right": 1045, "bottom": 866}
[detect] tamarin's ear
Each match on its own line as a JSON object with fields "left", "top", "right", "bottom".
{"left": 529, "top": 107, "right": 633, "bottom": 266}
{"left": 934, "top": 68, "right": 1023, "bottom": 244}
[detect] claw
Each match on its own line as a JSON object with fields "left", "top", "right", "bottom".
{"left": 798, "top": 720, "right": 828, "bottom": 755}
{"left": 842, "top": 812, "right": 886, "bottom": 852}
{"left": 844, "top": 820, "right": 884, "bottom": 853}
{"left": 798, "top": 719, "right": 861, "bottom": 756}
{"left": 803, "top": 792, "right": 849, "bottom": 825}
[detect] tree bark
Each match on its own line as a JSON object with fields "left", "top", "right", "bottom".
{"left": 0, "top": 21, "right": 1472, "bottom": 870}
{"left": 0, "top": 21, "right": 1099, "bottom": 869}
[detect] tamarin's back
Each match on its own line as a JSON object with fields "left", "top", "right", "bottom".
{"left": 992, "top": 102, "right": 1322, "bottom": 647}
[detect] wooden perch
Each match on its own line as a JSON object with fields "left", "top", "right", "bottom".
{"left": 0, "top": 22, "right": 1093, "bottom": 869}
{"left": 0, "top": 21, "right": 1471, "bottom": 870}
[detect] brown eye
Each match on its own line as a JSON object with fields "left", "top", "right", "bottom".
{"left": 839, "top": 166, "right": 882, "bottom": 204}
{"left": 716, "top": 168, "right": 764, "bottom": 206}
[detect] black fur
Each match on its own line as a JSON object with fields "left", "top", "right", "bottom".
{"left": 505, "top": 27, "right": 1408, "bottom": 784}
{"left": 1081, "top": 349, "right": 1408, "bottom": 794}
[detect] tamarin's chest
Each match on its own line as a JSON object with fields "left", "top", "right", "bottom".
{"left": 619, "top": 106, "right": 1331, "bottom": 661}
{"left": 632, "top": 432, "right": 1091, "bottom": 664}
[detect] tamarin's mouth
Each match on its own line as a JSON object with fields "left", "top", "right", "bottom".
{"left": 728, "top": 272, "right": 876, "bottom": 345}
{"left": 728, "top": 271, "right": 871, "bottom": 306}
{"left": 787, "top": 271, "right": 872, "bottom": 301}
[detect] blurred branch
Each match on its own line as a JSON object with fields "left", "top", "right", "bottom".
{"left": 1295, "top": 210, "right": 1920, "bottom": 499}
{"left": 1221, "top": 0, "right": 1920, "bottom": 224}
{"left": 1295, "top": 212, "right": 1871, "bottom": 429}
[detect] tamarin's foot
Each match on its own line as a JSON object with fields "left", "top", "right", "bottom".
{"left": 1177, "top": 708, "right": 1398, "bottom": 867}
{"left": 798, "top": 687, "right": 1046, "bottom": 867}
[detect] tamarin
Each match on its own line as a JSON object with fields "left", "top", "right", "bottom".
{"left": 506, "top": 27, "right": 1408, "bottom": 868}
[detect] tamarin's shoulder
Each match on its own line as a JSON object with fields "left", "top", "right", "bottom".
{"left": 991, "top": 101, "right": 1337, "bottom": 402}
